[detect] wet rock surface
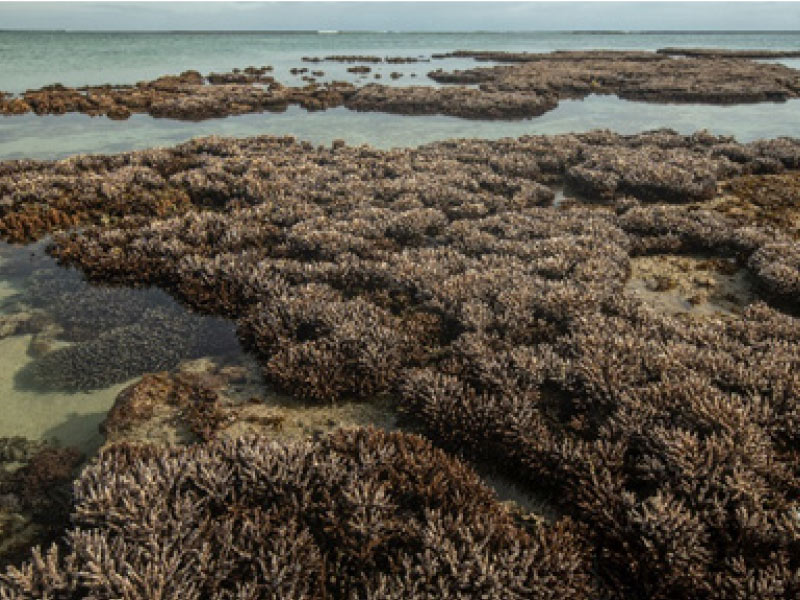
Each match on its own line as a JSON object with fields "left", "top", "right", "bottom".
{"left": 99, "top": 358, "right": 395, "bottom": 447}
{"left": 1, "top": 131, "right": 800, "bottom": 598}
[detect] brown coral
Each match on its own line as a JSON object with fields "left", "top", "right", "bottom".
{"left": 1, "top": 131, "right": 800, "bottom": 598}
{"left": 0, "top": 429, "right": 594, "bottom": 599}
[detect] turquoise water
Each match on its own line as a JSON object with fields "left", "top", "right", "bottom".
{"left": 2, "top": 30, "right": 800, "bottom": 92}
{"left": 1, "top": 30, "right": 800, "bottom": 159}
{"left": 0, "top": 31, "right": 800, "bottom": 92}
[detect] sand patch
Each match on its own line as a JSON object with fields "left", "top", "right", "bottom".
{"left": 627, "top": 254, "right": 755, "bottom": 316}
{"left": 0, "top": 334, "right": 135, "bottom": 454}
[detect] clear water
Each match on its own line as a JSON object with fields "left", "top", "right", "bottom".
{"left": 0, "top": 241, "right": 245, "bottom": 453}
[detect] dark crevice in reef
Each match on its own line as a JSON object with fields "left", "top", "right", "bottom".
{"left": 1, "top": 130, "right": 800, "bottom": 598}
{"left": 2, "top": 48, "right": 800, "bottom": 121}
{"left": 0, "top": 438, "right": 83, "bottom": 571}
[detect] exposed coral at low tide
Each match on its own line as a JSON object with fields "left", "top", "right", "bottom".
{"left": 657, "top": 47, "right": 800, "bottom": 58}
{"left": 2, "top": 50, "right": 799, "bottom": 122}
{"left": 0, "top": 438, "right": 82, "bottom": 569}
{"left": 713, "top": 171, "right": 800, "bottom": 238}
{"left": 0, "top": 69, "right": 356, "bottom": 121}
{"left": 0, "top": 428, "right": 594, "bottom": 599}
{"left": 428, "top": 49, "right": 800, "bottom": 104}
{"left": 347, "top": 84, "right": 559, "bottom": 119}
{"left": 1, "top": 131, "right": 799, "bottom": 598}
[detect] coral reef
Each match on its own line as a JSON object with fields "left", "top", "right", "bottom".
{"left": 428, "top": 49, "right": 800, "bottom": 104}
{"left": 657, "top": 47, "right": 800, "bottom": 58}
{"left": 1, "top": 131, "right": 799, "bottom": 598}
{"left": 346, "top": 84, "right": 558, "bottom": 119}
{"left": 0, "top": 428, "right": 594, "bottom": 599}
{"left": 0, "top": 69, "right": 356, "bottom": 121}
{"left": 712, "top": 172, "right": 800, "bottom": 238}
{"left": 0, "top": 438, "right": 82, "bottom": 569}
{"left": 2, "top": 50, "right": 799, "bottom": 122}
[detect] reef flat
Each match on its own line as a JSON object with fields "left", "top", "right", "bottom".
{"left": 428, "top": 49, "right": 800, "bottom": 104}
{"left": 0, "top": 129, "right": 799, "bottom": 598}
{"left": 2, "top": 49, "right": 799, "bottom": 121}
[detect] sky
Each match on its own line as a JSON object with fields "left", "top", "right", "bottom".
{"left": 0, "top": 1, "right": 798, "bottom": 32}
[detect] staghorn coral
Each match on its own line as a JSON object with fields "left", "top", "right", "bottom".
{"left": 0, "top": 428, "right": 594, "bottom": 599}
{"left": 1, "top": 132, "right": 800, "bottom": 598}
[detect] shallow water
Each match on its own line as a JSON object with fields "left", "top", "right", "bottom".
{"left": 2, "top": 94, "right": 800, "bottom": 161}
{"left": 0, "top": 242, "right": 247, "bottom": 454}
{"left": 2, "top": 30, "right": 800, "bottom": 93}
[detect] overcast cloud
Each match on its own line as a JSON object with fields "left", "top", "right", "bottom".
{"left": 0, "top": 2, "right": 798, "bottom": 32}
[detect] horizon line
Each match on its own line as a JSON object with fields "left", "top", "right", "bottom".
{"left": 0, "top": 28, "right": 798, "bottom": 33}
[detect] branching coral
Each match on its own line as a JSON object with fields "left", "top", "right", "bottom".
{"left": 1, "top": 131, "right": 799, "bottom": 598}
{"left": 0, "top": 429, "right": 594, "bottom": 599}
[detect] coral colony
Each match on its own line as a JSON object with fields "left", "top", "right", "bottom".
{"left": 2, "top": 50, "right": 800, "bottom": 121}
{"left": 0, "top": 50, "right": 799, "bottom": 599}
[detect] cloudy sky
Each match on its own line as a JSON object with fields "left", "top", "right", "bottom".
{"left": 1, "top": 2, "right": 798, "bottom": 31}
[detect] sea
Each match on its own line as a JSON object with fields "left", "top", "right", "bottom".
{"left": 0, "top": 29, "right": 799, "bottom": 452}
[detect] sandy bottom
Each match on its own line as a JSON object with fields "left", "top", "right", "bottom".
{"left": 0, "top": 334, "right": 136, "bottom": 454}
{"left": 627, "top": 254, "right": 754, "bottom": 317}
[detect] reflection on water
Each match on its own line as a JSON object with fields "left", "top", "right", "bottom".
{"left": 0, "top": 241, "right": 243, "bottom": 453}
{"left": 2, "top": 95, "right": 800, "bottom": 162}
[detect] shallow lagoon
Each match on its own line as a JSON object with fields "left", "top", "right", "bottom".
{"left": 2, "top": 94, "right": 800, "bottom": 161}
